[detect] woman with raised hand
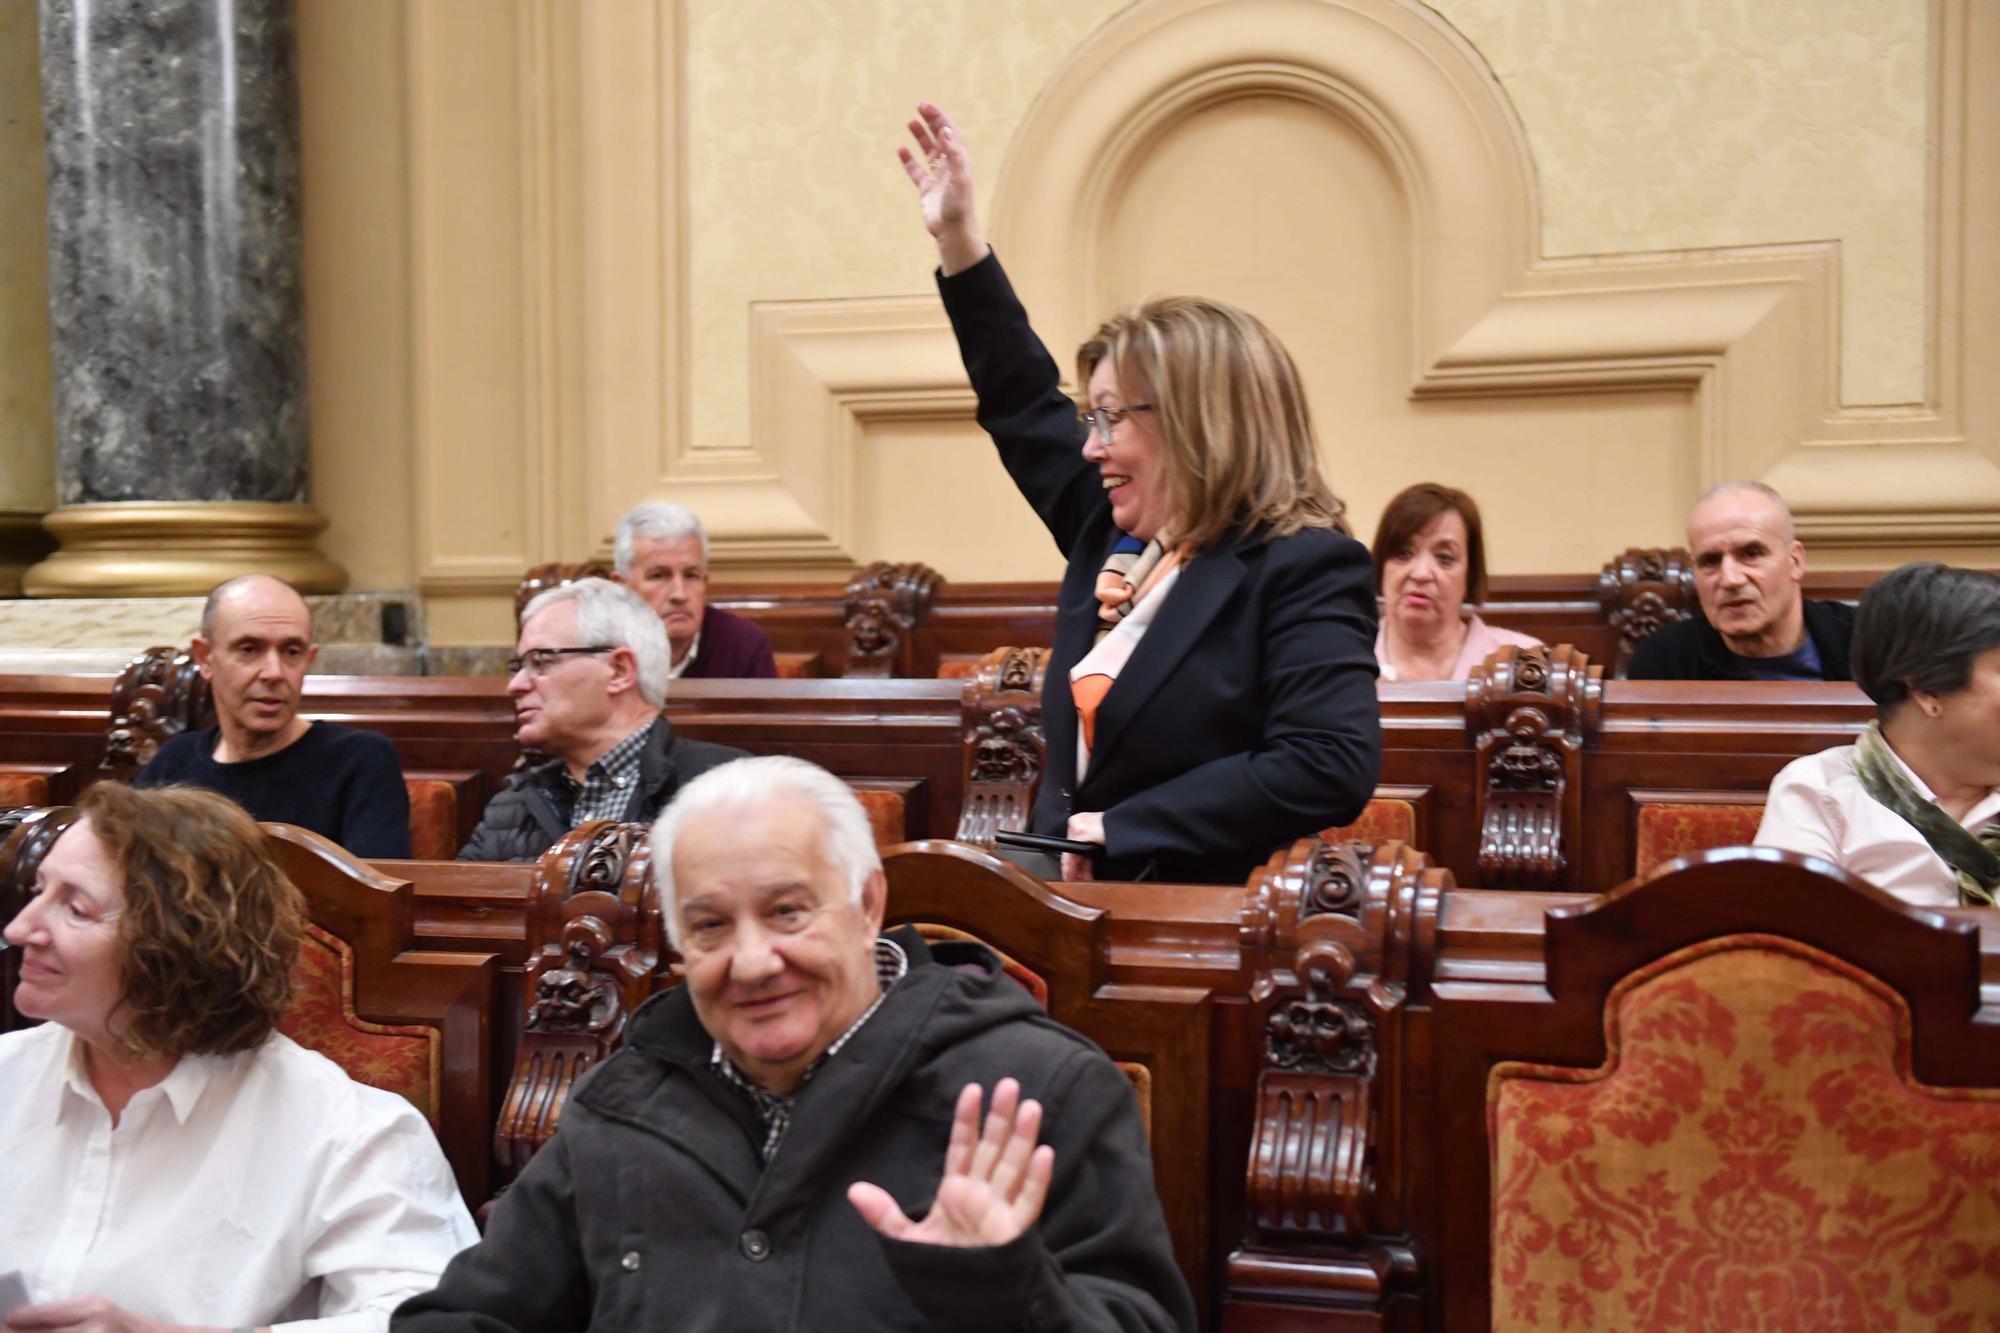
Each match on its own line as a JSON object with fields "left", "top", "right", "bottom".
{"left": 1371, "top": 482, "right": 1541, "bottom": 681}
{"left": 0, "top": 783, "right": 477, "bottom": 1333}
{"left": 898, "top": 103, "right": 1381, "bottom": 883}
{"left": 1757, "top": 561, "right": 2000, "bottom": 905}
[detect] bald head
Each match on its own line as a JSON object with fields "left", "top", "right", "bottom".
{"left": 1686, "top": 482, "right": 1807, "bottom": 658}
{"left": 1690, "top": 482, "right": 1795, "bottom": 544}
{"left": 201, "top": 575, "right": 313, "bottom": 642}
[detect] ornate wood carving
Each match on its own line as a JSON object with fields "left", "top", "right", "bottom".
{"left": 515, "top": 560, "right": 614, "bottom": 622}
{"left": 1596, "top": 546, "right": 1696, "bottom": 676}
{"left": 103, "top": 647, "right": 213, "bottom": 769}
{"left": 0, "top": 805, "right": 79, "bottom": 1033}
{"left": 1232, "top": 837, "right": 1446, "bottom": 1284}
{"left": 955, "top": 646, "right": 1050, "bottom": 845}
{"left": 842, "top": 561, "right": 943, "bottom": 677}
{"left": 1466, "top": 644, "right": 1603, "bottom": 890}
{"left": 495, "top": 820, "right": 661, "bottom": 1180}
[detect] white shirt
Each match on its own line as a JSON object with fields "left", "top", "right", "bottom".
{"left": 665, "top": 629, "right": 702, "bottom": 679}
{"left": 0, "top": 1024, "right": 479, "bottom": 1333}
{"left": 1755, "top": 742, "right": 2000, "bottom": 908}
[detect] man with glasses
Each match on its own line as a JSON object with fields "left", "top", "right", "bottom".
{"left": 458, "top": 579, "right": 748, "bottom": 862}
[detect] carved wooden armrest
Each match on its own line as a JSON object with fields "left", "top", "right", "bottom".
{"left": 955, "top": 646, "right": 1050, "bottom": 846}
{"left": 104, "top": 646, "right": 213, "bottom": 769}
{"left": 495, "top": 821, "right": 662, "bottom": 1180}
{"left": 842, "top": 561, "right": 943, "bottom": 677}
{"left": 1465, "top": 644, "right": 1603, "bottom": 891}
{"left": 1596, "top": 546, "right": 1695, "bottom": 677}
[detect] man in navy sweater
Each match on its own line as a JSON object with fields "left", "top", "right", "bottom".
{"left": 135, "top": 575, "right": 411, "bottom": 858}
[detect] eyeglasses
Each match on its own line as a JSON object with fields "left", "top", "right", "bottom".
{"left": 1080, "top": 403, "right": 1154, "bottom": 445}
{"left": 506, "top": 646, "right": 615, "bottom": 678}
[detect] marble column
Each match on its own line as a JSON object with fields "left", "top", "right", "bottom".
{"left": 23, "top": 0, "right": 343, "bottom": 596}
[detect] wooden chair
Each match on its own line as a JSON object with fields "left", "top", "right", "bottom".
{"left": 1429, "top": 847, "right": 2000, "bottom": 1330}
{"left": 0, "top": 810, "right": 500, "bottom": 1206}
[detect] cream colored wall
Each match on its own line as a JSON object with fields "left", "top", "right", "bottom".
{"left": 0, "top": 2, "right": 53, "bottom": 517}
{"left": 297, "top": 0, "right": 417, "bottom": 595}
{"left": 6, "top": 0, "right": 1989, "bottom": 639}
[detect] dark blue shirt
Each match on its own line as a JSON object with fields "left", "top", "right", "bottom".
{"left": 1734, "top": 634, "right": 1825, "bottom": 681}
{"left": 134, "top": 721, "right": 412, "bottom": 858}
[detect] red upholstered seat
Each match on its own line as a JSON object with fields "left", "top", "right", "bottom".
{"left": 405, "top": 779, "right": 459, "bottom": 860}
{"left": 851, "top": 788, "right": 906, "bottom": 848}
{"left": 1635, "top": 801, "right": 1764, "bottom": 874}
{"left": 774, "top": 651, "right": 827, "bottom": 678}
{"left": 277, "top": 922, "right": 441, "bottom": 1125}
{"left": 1321, "top": 797, "right": 1416, "bottom": 846}
{"left": 915, "top": 921, "right": 1050, "bottom": 1008}
{"left": 0, "top": 773, "right": 50, "bottom": 808}
{"left": 1489, "top": 935, "right": 2000, "bottom": 1330}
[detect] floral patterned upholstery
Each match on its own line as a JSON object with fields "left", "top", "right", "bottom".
{"left": 277, "top": 923, "right": 442, "bottom": 1125}
{"left": 0, "top": 772, "right": 49, "bottom": 808}
{"left": 1321, "top": 797, "right": 1416, "bottom": 846}
{"left": 405, "top": 779, "right": 459, "bottom": 860}
{"left": 1634, "top": 801, "right": 1764, "bottom": 875}
{"left": 852, "top": 788, "right": 907, "bottom": 848}
{"left": 935, "top": 656, "right": 983, "bottom": 680}
{"left": 1490, "top": 934, "right": 2000, "bottom": 1331}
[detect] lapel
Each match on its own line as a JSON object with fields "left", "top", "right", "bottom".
{"left": 1078, "top": 539, "right": 1248, "bottom": 791}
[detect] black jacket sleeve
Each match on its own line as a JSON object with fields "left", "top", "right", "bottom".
{"left": 392, "top": 1133, "right": 592, "bottom": 1333}
{"left": 877, "top": 1048, "right": 1196, "bottom": 1332}
{"left": 936, "top": 251, "right": 1105, "bottom": 560}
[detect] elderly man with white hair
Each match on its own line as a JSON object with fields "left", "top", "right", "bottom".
{"left": 613, "top": 501, "right": 778, "bottom": 679}
{"left": 400, "top": 755, "right": 1195, "bottom": 1332}
{"left": 457, "top": 578, "right": 748, "bottom": 862}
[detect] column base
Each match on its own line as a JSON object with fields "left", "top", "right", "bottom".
{"left": 0, "top": 511, "right": 57, "bottom": 597}
{"left": 22, "top": 501, "right": 347, "bottom": 597}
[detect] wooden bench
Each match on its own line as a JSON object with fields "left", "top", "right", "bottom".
{"left": 521, "top": 549, "right": 1890, "bottom": 680}
{"left": 0, "top": 646, "right": 1874, "bottom": 894}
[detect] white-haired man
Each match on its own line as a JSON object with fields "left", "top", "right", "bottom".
{"left": 457, "top": 579, "right": 747, "bottom": 862}
{"left": 1627, "top": 482, "right": 1857, "bottom": 681}
{"left": 400, "top": 755, "right": 1195, "bottom": 1332}
{"left": 613, "top": 502, "right": 777, "bottom": 679}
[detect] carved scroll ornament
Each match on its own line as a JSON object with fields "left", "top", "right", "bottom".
{"left": 104, "top": 647, "right": 213, "bottom": 769}
{"left": 1234, "top": 837, "right": 1445, "bottom": 1258}
{"left": 842, "top": 561, "right": 943, "bottom": 677}
{"left": 497, "top": 821, "right": 662, "bottom": 1180}
{"left": 1596, "top": 546, "right": 1696, "bottom": 676}
{"left": 1466, "top": 644, "right": 1602, "bottom": 890}
{"left": 956, "top": 646, "right": 1050, "bottom": 845}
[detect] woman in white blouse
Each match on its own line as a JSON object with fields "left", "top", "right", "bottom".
{"left": 0, "top": 783, "right": 477, "bottom": 1333}
{"left": 1757, "top": 562, "right": 2000, "bottom": 906}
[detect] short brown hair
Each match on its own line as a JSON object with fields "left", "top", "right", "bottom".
{"left": 1371, "top": 483, "right": 1490, "bottom": 603}
{"left": 80, "top": 783, "right": 305, "bottom": 1060}
{"left": 1078, "top": 297, "right": 1346, "bottom": 551}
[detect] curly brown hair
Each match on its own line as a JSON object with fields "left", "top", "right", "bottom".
{"left": 80, "top": 782, "right": 305, "bottom": 1060}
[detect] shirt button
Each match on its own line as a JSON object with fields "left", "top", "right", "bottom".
{"left": 740, "top": 1228, "right": 771, "bottom": 1261}
{"left": 621, "top": 1250, "right": 641, "bottom": 1272}
{"left": 1027, "top": 1294, "right": 1055, "bottom": 1329}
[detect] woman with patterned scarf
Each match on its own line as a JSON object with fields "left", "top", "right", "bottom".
{"left": 896, "top": 104, "right": 1382, "bottom": 884}
{"left": 1758, "top": 561, "right": 2000, "bottom": 905}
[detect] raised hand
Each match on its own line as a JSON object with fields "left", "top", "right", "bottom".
{"left": 848, "top": 1078, "right": 1054, "bottom": 1248}
{"left": 897, "top": 102, "right": 988, "bottom": 277}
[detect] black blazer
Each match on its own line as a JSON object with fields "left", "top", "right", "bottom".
{"left": 939, "top": 253, "right": 1382, "bottom": 883}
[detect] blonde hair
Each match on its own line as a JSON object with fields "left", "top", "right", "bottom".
{"left": 1078, "top": 297, "right": 1346, "bottom": 551}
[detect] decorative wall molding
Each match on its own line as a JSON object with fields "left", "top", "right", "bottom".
{"left": 744, "top": 0, "right": 1991, "bottom": 564}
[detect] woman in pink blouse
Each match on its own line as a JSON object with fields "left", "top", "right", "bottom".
{"left": 1371, "top": 483, "right": 1541, "bottom": 682}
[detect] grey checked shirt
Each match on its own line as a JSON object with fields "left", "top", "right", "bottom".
{"left": 563, "top": 719, "right": 656, "bottom": 826}
{"left": 712, "top": 936, "right": 911, "bottom": 1162}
